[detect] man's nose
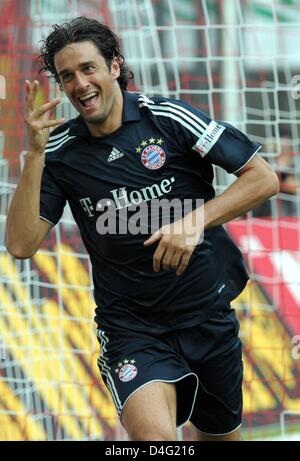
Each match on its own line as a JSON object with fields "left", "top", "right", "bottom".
{"left": 74, "top": 72, "right": 89, "bottom": 91}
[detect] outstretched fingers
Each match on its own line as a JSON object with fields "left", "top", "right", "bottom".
{"left": 25, "top": 80, "right": 39, "bottom": 113}
{"left": 27, "top": 115, "right": 65, "bottom": 131}
{"left": 25, "top": 80, "right": 64, "bottom": 129}
{"left": 24, "top": 79, "right": 65, "bottom": 153}
{"left": 35, "top": 98, "right": 62, "bottom": 118}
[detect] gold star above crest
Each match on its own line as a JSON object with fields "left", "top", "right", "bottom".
{"left": 149, "top": 137, "right": 156, "bottom": 144}
{"left": 157, "top": 138, "right": 163, "bottom": 145}
{"left": 118, "top": 362, "right": 122, "bottom": 367}
{"left": 124, "top": 359, "right": 129, "bottom": 364}
{"left": 141, "top": 140, "right": 148, "bottom": 147}
{"left": 130, "top": 359, "right": 135, "bottom": 364}
{"left": 136, "top": 146, "right": 142, "bottom": 153}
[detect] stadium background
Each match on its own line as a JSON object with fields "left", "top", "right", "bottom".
{"left": 0, "top": 0, "right": 300, "bottom": 441}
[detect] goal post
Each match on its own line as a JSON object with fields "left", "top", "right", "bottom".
{"left": 1, "top": 0, "right": 300, "bottom": 441}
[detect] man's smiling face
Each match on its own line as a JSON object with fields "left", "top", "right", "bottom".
{"left": 54, "top": 40, "right": 120, "bottom": 126}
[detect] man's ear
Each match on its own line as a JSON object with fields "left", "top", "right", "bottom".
{"left": 111, "top": 57, "right": 121, "bottom": 80}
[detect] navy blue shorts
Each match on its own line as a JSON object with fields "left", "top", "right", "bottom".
{"left": 96, "top": 306, "right": 243, "bottom": 435}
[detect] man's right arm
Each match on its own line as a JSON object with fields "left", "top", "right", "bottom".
{"left": 6, "top": 151, "right": 52, "bottom": 259}
{"left": 6, "top": 80, "right": 65, "bottom": 259}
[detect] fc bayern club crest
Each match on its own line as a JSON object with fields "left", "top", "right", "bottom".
{"left": 118, "top": 364, "right": 138, "bottom": 382}
{"left": 141, "top": 144, "right": 166, "bottom": 170}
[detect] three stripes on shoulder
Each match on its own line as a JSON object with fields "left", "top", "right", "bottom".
{"left": 45, "top": 128, "right": 75, "bottom": 153}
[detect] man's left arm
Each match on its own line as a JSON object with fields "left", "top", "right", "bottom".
{"left": 204, "top": 154, "right": 279, "bottom": 229}
{"left": 144, "top": 155, "right": 279, "bottom": 275}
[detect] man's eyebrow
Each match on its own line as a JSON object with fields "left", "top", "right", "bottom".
{"left": 58, "top": 61, "right": 97, "bottom": 77}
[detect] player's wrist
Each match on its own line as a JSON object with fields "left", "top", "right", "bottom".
{"left": 25, "top": 150, "right": 46, "bottom": 165}
{"left": 26, "top": 149, "right": 46, "bottom": 158}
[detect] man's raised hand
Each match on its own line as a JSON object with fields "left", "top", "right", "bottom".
{"left": 24, "top": 80, "right": 65, "bottom": 154}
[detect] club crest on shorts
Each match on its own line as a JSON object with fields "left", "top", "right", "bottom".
{"left": 115, "top": 359, "right": 138, "bottom": 382}
{"left": 141, "top": 144, "right": 166, "bottom": 170}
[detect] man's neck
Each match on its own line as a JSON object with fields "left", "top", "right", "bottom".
{"left": 86, "top": 87, "right": 123, "bottom": 137}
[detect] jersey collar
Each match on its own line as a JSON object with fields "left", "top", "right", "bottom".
{"left": 122, "top": 91, "right": 141, "bottom": 123}
{"left": 69, "top": 91, "right": 141, "bottom": 137}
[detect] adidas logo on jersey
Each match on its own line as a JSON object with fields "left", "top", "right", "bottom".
{"left": 107, "top": 147, "right": 124, "bottom": 162}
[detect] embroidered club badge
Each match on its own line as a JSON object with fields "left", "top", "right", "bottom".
{"left": 141, "top": 145, "right": 166, "bottom": 170}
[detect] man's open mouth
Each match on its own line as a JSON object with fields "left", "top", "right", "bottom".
{"left": 78, "top": 91, "right": 99, "bottom": 108}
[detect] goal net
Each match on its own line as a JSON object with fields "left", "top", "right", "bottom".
{"left": 0, "top": 0, "right": 300, "bottom": 441}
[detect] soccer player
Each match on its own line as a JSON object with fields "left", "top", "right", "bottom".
{"left": 6, "top": 17, "right": 279, "bottom": 441}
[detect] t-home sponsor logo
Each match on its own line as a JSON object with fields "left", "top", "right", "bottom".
{"left": 95, "top": 177, "right": 205, "bottom": 244}
{"left": 108, "top": 177, "right": 176, "bottom": 211}
{"left": 194, "top": 121, "right": 225, "bottom": 157}
{"left": 0, "top": 75, "right": 6, "bottom": 99}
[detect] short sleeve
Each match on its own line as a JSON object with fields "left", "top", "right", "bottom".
{"left": 193, "top": 120, "right": 261, "bottom": 174}
{"left": 40, "top": 164, "right": 66, "bottom": 225}
{"left": 152, "top": 98, "right": 261, "bottom": 174}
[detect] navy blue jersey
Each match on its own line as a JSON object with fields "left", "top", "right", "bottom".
{"left": 40, "top": 92, "right": 260, "bottom": 333}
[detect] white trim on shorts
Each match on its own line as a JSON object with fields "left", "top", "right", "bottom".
{"left": 195, "top": 422, "right": 242, "bottom": 437}
{"left": 40, "top": 215, "right": 55, "bottom": 226}
{"left": 120, "top": 374, "right": 199, "bottom": 428}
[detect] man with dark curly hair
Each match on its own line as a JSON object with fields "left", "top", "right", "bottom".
{"left": 6, "top": 17, "right": 279, "bottom": 441}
